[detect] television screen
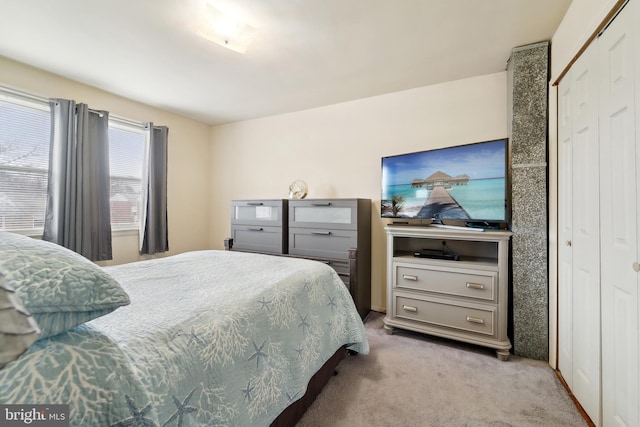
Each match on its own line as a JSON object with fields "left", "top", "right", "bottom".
{"left": 381, "top": 139, "right": 509, "bottom": 223}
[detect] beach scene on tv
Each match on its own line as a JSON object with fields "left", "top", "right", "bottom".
{"left": 381, "top": 140, "right": 507, "bottom": 222}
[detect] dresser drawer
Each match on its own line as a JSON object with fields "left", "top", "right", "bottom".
{"left": 231, "top": 199, "right": 287, "bottom": 227}
{"left": 394, "top": 295, "right": 496, "bottom": 336}
{"left": 289, "top": 227, "right": 357, "bottom": 259}
{"left": 231, "top": 225, "right": 286, "bottom": 254}
{"left": 394, "top": 263, "right": 496, "bottom": 302}
{"left": 289, "top": 199, "right": 359, "bottom": 230}
{"left": 325, "top": 260, "right": 350, "bottom": 285}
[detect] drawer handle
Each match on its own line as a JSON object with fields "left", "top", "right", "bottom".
{"left": 466, "top": 282, "right": 484, "bottom": 290}
{"left": 325, "top": 260, "right": 348, "bottom": 267}
{"left": 402, "top": 274, "right": 418, "bottom": 281}
{"left": 466, "top": 316, "right": 484, "bottom": 324}
{"left": 311, "top": 231, "right": 332, "bottom": 235}
{"left": 248, "top": 228, "right": 264, "bottom": 232}
{"left": 402, "top": 305, "right": 418, "bottom": 313}
{"left": 311, "top": 202, "right": 332, "bottom": 206}
{"left": 246, "top": 202, "right": 264, "bottom": 206}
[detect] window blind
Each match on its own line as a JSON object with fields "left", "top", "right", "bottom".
{"left": 0, "top": 98, "right": 50, "bottom": 231}
{"left": 108, "top": 123, "right": 144, "bottom": 228}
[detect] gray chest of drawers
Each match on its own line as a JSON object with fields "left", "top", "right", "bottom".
{"left": 227, "top": 198, "right": 371, "bottom": 319}
{"left": 289, "top": 199, "right": 371, "bottom": 319}
{"left": 383, "top": 225, "right": 512, "bottom": 360}
{"left": 230, "top": 199, "right": 287, "bottom": 254}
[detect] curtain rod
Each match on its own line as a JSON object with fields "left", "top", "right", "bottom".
{"left": 110, "top": 115, "right": 145, "bottom": 129}
{"left": 0, "top": 84, "right": 144, "bottom": 128}
{"left": 85, "top": 107, "right": 106, "bottom": 117}
{"left": 0, "top": 84, "right": 48, "bottom": 104}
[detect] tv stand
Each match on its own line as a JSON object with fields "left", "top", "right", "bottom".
{"left": 413, "top": 248, "right": 460, "bottom": 261}
{"left": 428, "top": 222, "right": 484, "bottom": 232}
{"left": 383, "top": 225, "right": 513, "bottom": 360}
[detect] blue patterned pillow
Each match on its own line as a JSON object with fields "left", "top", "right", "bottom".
{"left": 0, "top": 232, "right": 130, "bottom": 338}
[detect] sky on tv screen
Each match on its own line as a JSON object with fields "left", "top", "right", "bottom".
{"left": 382, "top": 139, "right": 506, "bottom": 186}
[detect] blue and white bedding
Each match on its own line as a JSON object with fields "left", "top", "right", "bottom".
{"left": 0, "top": 250, "right": 369, "bottom": 426}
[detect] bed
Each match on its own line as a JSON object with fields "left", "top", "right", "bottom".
{"left": 0, "top": 232, "right": 369, "bottom": 426}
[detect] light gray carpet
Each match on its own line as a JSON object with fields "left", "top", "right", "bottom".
{"left": 297, "top": 312, "right": 586, "bottom": 427}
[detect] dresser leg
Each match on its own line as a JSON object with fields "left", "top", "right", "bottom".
{"left": 496, "top": 350, "right": 510, "bottom": 361}
{"left": 383, "top": 324, "right": 394, "bottom": 335}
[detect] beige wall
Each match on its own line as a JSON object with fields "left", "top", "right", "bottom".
{"left": 0, "top": 56, "right": 212, "bottom": 265}
{"left": 210, "top": 72, "right": 508, "bottom": 311}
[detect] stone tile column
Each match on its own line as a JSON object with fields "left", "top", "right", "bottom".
{"left": 507, "top": 41, "right": 549, "bottom": 361}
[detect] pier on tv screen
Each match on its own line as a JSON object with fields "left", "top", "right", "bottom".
{"left": 381, "top": 139, "right": 508, "bottom": 222}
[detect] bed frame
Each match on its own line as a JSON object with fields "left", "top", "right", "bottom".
{"left": 271, "top": 346, "right": 348, "bottom": 426}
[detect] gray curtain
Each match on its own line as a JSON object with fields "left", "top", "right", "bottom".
{"left": 139, "top": 123, "right": 169, "bottom": 255}
{"left": 43, "top": 99, "right": 112, "bottom": 261}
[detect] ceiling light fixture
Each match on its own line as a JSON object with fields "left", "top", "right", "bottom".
{"left": 198, "top": 3, "right": 255, "bottom": 54}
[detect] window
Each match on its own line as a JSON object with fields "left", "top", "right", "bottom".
{"left": 0, "top": 93, "right": 50, "bottom": 231}
{"left": 0, "top": 88, "right": 144, "bottom": 232}
{"left": 108, "top": 122, "right": 143, "bottom": 229}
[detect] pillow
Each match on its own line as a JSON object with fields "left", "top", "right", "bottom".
{"left": 0, "top": 274, "right": 41, "bottom": 368}
{"left": 0, "top": 232, "right": 130, "bottom": 338}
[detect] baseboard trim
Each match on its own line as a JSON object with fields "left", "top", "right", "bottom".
{"left": 554, "top": 370, "right": 596, "bottom": 427}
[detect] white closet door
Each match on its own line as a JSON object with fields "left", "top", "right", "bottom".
{"left": 599, "top": 1, "right": 639, "bottom": 426}
{"left": 570, "top": 41, "right": 602, "bottom": 424}
{"left": 557, "top": 39, "right": 601, "bottom": 423}
{"left": 558, "top": 72, "right": 574, "bottom": 388}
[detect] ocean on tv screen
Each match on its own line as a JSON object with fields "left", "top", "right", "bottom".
{"left": 381, "top": 177, "right": 505, "bottom": 221}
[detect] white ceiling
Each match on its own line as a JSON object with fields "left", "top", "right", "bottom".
{"left": 0, "top": 0, "right": 572, "bottom": 126}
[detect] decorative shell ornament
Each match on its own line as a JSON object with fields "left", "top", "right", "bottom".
{"left": 288, "top": 180, "right": 308, "bottom": 199}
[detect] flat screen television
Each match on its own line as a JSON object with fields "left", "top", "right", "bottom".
{"left": 381, "top": 138, "right": 509, "bottom": 226}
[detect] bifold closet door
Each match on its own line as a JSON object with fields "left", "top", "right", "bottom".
{"left": 557, "top": 39, "right": 601, "bottom": 424}
{"left": 598, "top": 1, "right": 640, "bottom": 425}
{"left": 557, "top": 58, "right": 574, "bottom": 389}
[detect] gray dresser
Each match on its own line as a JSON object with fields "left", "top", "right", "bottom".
{"left": 383, "top": 225, "right": 512, "bottom": 360}
{"left": 230, "top": 199, "right": 287, "bottom": 254}
{"left": 227, "top": 198, "right": 371, "bottom": 319}
{"left": 289, "top": 199, "right": 371, "bottom": 319}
